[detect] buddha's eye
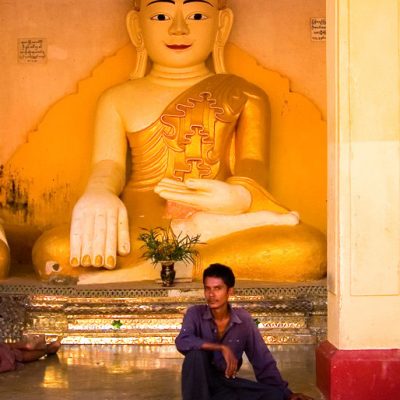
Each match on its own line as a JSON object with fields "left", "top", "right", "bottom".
{"left": 188, "top": 13, "right": 208, "bottom": 21}
{"left": 150, "top": 13, "right": 170, "bottom": 21}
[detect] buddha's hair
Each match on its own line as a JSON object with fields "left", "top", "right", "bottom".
{"left": 133, "top": 0, "right": 227, "bottom": 11}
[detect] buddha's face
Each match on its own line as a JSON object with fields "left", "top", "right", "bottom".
{"left": 138, "top": 0, "right": 221, "bottom": 69}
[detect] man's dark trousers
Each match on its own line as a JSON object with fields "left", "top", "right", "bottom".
{"left": 181, "top": 350, "right": 286, "bottom": 400}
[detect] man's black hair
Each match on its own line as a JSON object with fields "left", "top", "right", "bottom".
{"left": 203, "top": 263, "right": 235, "bottom": 288}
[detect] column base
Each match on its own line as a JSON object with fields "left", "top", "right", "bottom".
{"left": 316, "top": 341, "right": 400, "bottom": 400}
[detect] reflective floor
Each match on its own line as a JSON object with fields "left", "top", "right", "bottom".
{"left": 0, "top": 344, "right": 324, "bottom": 399}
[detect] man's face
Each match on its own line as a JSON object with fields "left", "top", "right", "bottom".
{"left": 138, "top": 0, "right": 220, "bottom": 69}
{"left": 204, "top": 276, "right": 233, "bottom": 310}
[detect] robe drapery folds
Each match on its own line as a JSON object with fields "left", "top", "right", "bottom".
{"left": 125, "top": 74, "right": 287, "bottom": 215}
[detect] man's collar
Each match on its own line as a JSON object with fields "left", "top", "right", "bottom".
{"left": 202, "top": 304, "right": 243, "bottom": 324}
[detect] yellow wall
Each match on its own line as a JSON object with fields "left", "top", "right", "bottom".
{"left": 0, "top": 0, "right": 133, "bottom": 165}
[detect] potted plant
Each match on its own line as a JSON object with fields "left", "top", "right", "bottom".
{"left": 138, "top": 226, "right": 201, "bottom": 287}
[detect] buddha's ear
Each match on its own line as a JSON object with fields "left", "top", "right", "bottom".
{"left": 126, "top": 10, "right": 145, "bottom": 50}
{"left": 213, "top": 8, "right": 234, "bottom": 73}
{"left": 126, "top": 10, "right": 148, "bottom": 79}
{"left": 217, "top": 7, "right": 234, "bottom": 46}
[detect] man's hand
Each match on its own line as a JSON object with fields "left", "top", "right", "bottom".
{"left": 200, "top": 342, "right": 238, "bottom": 379}
{"left": 220, "top": 345, "right": 238, "bottom": 379}
{"left": 289, "top": 393, "right": 314, "bottom": 400}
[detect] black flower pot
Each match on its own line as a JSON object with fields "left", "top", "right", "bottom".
{"left": 160, "top": 261, "right": 176, "bottom": 287}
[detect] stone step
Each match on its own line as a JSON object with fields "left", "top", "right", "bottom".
{"left": 0, "top": 280, "right": 327, "bottom": 345}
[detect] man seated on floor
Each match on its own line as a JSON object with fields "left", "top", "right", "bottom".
{"left": 175, "top": 263, "right": 313, "bottom": 400}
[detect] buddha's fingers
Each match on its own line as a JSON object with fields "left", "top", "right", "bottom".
{"left": 159, "top": 178, "right": 188, "bottom": 189}
{"left": 92, "top": 210, "right": 107, "bottom": 267}
{"left": 117, "top": 206, "right": 130, "bottom": 257}
{"left": 70, "top": 215, "right": 83, "bottom": 267}
{"left": 81, "top": 212, "right": 95, "bottom": 267}
{"left": 154, "top": 180, "right": 192, "bottom": 195}
{"left": 155, "top": 186, "right": 193, "bottom": 195}
{"left": 157, "top": 190, "right": 208, "bottom": 208}
{"left": 104, "top": 211, "right": 117, "bottom": 269}
{"left": 185, "top": 178, "right": 216, "bottom": 191}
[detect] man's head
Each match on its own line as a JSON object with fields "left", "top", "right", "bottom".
{"left": 203, "top": 263, "right": 235, "bottom": 288}
{"left": 203, "top": 264, "right": 235, "bottom": 310}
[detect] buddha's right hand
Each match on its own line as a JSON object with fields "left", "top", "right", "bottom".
{"left": 69, "top": 190, "right": 130, "bottom": 269}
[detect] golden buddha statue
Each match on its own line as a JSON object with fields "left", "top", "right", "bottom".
{"left": 0, "top": 222, "right": 10, "bottom": 279}
{"left": 32, "top": 0, "right": 326, "bottom": 284}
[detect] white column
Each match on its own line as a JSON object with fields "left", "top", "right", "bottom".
{"left": 327, "top": 0, "right": 400, "bottom": 349}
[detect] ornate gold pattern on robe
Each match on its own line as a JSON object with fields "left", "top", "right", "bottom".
{"left": 126, "top": 74, "right": 286, "bottom": 212}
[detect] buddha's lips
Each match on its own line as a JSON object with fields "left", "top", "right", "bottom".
{"left": 166, "top": 44, "right": 192, "bottom": 50}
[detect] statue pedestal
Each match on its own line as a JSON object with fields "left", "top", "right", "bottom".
{"left": 0, "top": 278, "right": 327, "bottom": 345}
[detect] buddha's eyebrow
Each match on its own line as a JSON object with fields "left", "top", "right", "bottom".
{"left": 147, "top": 0, "right": 175, "bottom": 6}
{"left": 183, "top": 0, "right": 214, "bottom": 6}
{"left": 146, "top": 0, "right": 214, "bottom": 6}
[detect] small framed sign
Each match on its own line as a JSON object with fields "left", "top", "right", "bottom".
{"left": 311, "top": 18, "right": 326, "bottom": 42}
{"left": 18, "top": 38, "right": 47, "bottom": 64}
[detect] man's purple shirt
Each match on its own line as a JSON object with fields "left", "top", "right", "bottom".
{"left": 175, "top": 304, "right": 292, "bottom": 399}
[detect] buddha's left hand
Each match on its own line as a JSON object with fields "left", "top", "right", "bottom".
{"left": 154, "top": 178, "right": 251, "bottom": 214}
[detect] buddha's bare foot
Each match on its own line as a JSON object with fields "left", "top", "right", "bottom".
{"left": 171, "top": 210, "right": 300, "bottom": 242}
{"left": 284, "top": 211, "right": 300, "bottom": 225}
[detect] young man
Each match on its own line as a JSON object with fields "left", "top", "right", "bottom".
{"left": 175, "top": 263, "right": 314, "bottom": 400}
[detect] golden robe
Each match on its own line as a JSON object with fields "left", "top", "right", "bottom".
{"left": 120, "top": 74, "right": 326, "bottom": 281}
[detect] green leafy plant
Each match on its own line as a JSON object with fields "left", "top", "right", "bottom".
{"left": 138, "top": 227, "right": 201, "bottom": 266}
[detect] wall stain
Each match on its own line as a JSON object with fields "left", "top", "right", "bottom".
{"left": 0, "top": 169, "right": 73, "bottom": 229}
{"left": 0, "top": 176, "right": 30, "bottom": 222}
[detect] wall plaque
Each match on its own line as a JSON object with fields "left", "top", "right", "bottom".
{"left": 311, "top": 18, "right": 326, "bottom": 42}
{"left": 18, "top": 38, "right": 47, "bottom": 64}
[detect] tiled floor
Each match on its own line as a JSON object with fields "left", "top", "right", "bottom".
{"left": 0, "top": 344, "right": 324, "bottom": 399}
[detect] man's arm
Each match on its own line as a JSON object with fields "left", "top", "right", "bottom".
{"left": 175, "top": 307, "right": 207, "bottom": 354}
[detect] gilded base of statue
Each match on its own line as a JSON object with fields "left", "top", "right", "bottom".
{"left": 0, "top": 277, "right": 327, "bottom": 345}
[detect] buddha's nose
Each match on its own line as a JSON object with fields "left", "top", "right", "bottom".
{"left": 168, "top": 10, "right": 189, "bottom": 35}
